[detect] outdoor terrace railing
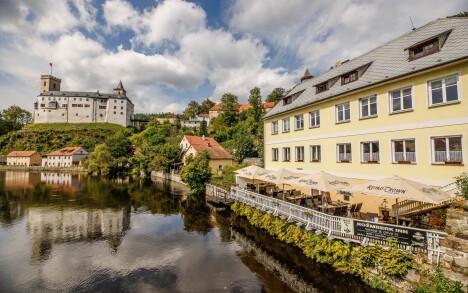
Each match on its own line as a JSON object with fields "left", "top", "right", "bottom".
{"left": 396, "top": 199, "right": 455, "bottom": 217}
{"left": 216, "top": 185, "right": 448, "bottom": 263}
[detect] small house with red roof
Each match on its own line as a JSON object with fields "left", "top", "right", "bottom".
{"left": 6, "top": 151, "right": 42, "bottom": 166}
{"left": 180, "top": 135, "right": 233, "bottom": 174}
{"left": 208, "top": 102, "right": 276, "bottom": 120}
{"left": 42, "top": 147, "right": 89, "bottom": 168}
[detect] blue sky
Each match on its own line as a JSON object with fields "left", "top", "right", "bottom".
{"left": 0, "top": 0, "right": 467, "bottom": 114}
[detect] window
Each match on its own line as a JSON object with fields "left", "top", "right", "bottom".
{"left": 43, "top": 81, "right": 46, "bottom": 86}
{"left": 99, "top": 106, "right": 106, "bottom": 109}
{"left": 114, "top": 106, "right": 116, "bottom": 109}
{"left": 390, "top": 87, "right": 412, "bottom": 112}
{"left": 337, "top": 143, "right": 352, "bottom": 162}
{"left": 272, "top": 148, "right": 279, "bottom": 161}
{"left": 282, "top": 147, "right": 291, "bottom": 161}
{"left": 295, "top": 114, "right": 304, "bottom": 130}
{"left": 432, "top": 136, "right": 463, "bottom": 164}
{"left": 40, "top": 104, "right": 45, "bottom": 107}
{"left": 62, "top": 104, "right": 67, "bottom": 108}
{"left": 121, "top": 106, "right": 123, "bottom": 109}
{"left": 336, "top": 102, "right": 350, "bottom": 123}
{"left": 360, "top": 95, "right": 377, "bottom": 118}
{"left": 409, "top": 38, "right": 439, "bottom": 61}
{"left": 316, "top": 82, "right": 328, "bottom": 94}
{"left": 309, "top": 110, "right": 320, "bottom": 128}
{"left": 392, "top": 139, "right": 416, "bottom": 163}
{"left": 84, "top": 104, "right": 90, "bottom": 108}
{"left": 361, "top": 141, "right": 379, "bottom": 163}
{"left": 283, "top": 96, "right": 293, "bottom": 105}
{"left": 310, "top": 145, "right": 321, "bottom": 162}
{"left": 121, "top": 100, "right": 124, "bottom": 103}
{"left": 114, "top": 100, "right": 117, "bottom": 103}
{"left": 429, "top": 76, "right": 459, "bottom": 106}
{"left": 341, "top": 70, "right": 358, "bottom": 85}
{"left": 295, "top": 146, "right": 304, "bottom": 162}
{"left": 282, "top": 118, "right": 290, "bottom": 132}
{"left": 114, "top": 111, "right": 116, "bottom": 114}
{"left": 271, "top": 121, "right": 278, "bottom": 134}
{"left": 120, "top": 112, "right": 123, "bottom": 115}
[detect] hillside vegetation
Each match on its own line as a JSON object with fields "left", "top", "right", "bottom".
{"left": 0, "top": 123, "right": 124, "bottom": 155}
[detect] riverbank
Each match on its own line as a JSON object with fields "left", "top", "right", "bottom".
{"left": 0, "top": 166, "right": 86, "bottom": 172}
{"left": 230, "top": 201, "right": 466, "bottom": 293}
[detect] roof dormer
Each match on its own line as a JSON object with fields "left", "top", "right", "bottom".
{"left": 405, "top": 29, "right": 451, "bottom": 61}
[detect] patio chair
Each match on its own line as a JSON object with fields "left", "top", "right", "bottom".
{"left": 293, "top": 190, "right": 301, "bottom": 197}
{"left": 312, "top": 198, "right": 321, "bottom": 207}
{"left": 299, "top": 198, "right": 307, "bottom": 207}
{"left": 272, "top": 191, "right": 278, "bottom": 198}
{"left": 305, "top": 198, "right": 314, "bottom": 209}
{"left": 352, "top": 203, "right": 363, "bottom": 218}
{"left": 381, "top": 210, "right": 391, "bottom": 223}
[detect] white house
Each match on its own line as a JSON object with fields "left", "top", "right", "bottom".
{"left": 42, "top": 147, "right": 89, "bottom": 167}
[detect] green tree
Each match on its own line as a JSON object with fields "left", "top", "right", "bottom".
{"left": 455, "top": 172, "right": 468, "bottom": 200}
{"left": 106, "top": 132, "right": 134, "bottom": 159}
{"left": 248, "top": 87, "right": 262, "bottom": 121}
{"left": 219, "top": 93, "right": 239, "bottom": 127}
{"left": 198, "top": 98, "right": 215, "bottom": 114}
{"left": 148, "top": 143, "right": 181, "bottom": 173}
{"left": 1, "top": 105, "right": 32, "bottom": 131}
{"left": 266, "top": 87, "right": 286, "bottom": 103}
{"left": 233, "top": 126, "right": 256, "bottom": 163}
{"left": 184, "top": 100, "right": 200, "bottom": 119}
{"left": 87, "top": 144, "right": 114, "bottom": 174}
{"left": 180, "top": 151, "right": 212, "bottom": 195}
{"left": 0, "top": 119, "right": 14, "bottom": 135}
{"left": 198, "top": 119, "right": 208, "bottom": 136}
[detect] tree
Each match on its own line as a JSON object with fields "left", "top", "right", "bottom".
{"left": 106, "top": 132, "right": 134, "bottom": 159}
{"left": 198, "top": 98, "right": 215, "bottom": 114}
{"left": 455, "top": 172, "right": 468, "bottom": 200}
{"left": 1, "top": 105, "right": 32, "bottom": 131}
{"left": 248, "top": 87, "right": 262, "bottom": 121}
{"left": 266, "top": 88, "right": 286, "bottom": 103}
{"left": 148, "top": 143, "right": 181, "bottom": 173}
{"left": 233, "top": 126, "right": 256, "bottom": 163}
{"left": 184, "top": 100, "right": 200, "bottom": 119}
{"left": 219, "top": 93, "right": 239, "bottom": 127}
{"left": 180, "top": 151, "right": 212, "bottom": 195}
{"left": 87, "top": 144, "right": 114, "bottom": 174}
{"left": 198, "top": 119, "right": 208, "bottom": 136}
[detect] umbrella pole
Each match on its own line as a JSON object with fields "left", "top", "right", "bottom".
{"left": 282, "top": 184, "right": 285, "bottom": 200}
{"left": 396, "top": 198, "right": 399, "bottom": 225}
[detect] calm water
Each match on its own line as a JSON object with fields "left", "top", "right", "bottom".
{"left": 0, "top": 171, "right": 377, "bottom": 293}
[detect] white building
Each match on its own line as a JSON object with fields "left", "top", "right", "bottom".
{"left": 42, "top": 147, "right": 88, "bottom": 167}
{"left": 34, "top": 75, "right": 134, "bottom": 127}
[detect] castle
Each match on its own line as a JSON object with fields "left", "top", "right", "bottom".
{"left": 34, "top": 75, "right": 134, "bottom": 127}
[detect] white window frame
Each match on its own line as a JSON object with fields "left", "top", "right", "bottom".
{"left": 389, "top": 86, "right": 413, "bottom": 113}
{"left": 294, "top": 114, "right": 304, "bottom": 130}
{"left": 428, "top": 75, "right": 460, "bottom": 106}
{"left": 310, "top": 145, "right": 321, "bottom": 162}
{"left": 295, "top": 146, "right": 304, "bottom": 162}
{"left": 391, "top": 139, "right": 416, "bottom": 163}
{"left": 282, "top": 118, "right": 290, "bottom": 133}
{"left": 309, "top": 110, "right": 320, "bottom": 128}
{"left": 272, "top": 148, "right": 279, "bottom": 161}
{"left": 282, "top": 147, "right": 291, "bottom": 161}
{"left": 359, "top": 95, "right": 377, "bottom": 119}
{"left": 360, "top": 141, "right": 380, "bottom": 163}
{"left": 431, "top": 135, "right": 463, "bottom": 164}
{"left": 335, "top": 102, "right": 350, "bottom": 123}
{"left": 337, "top": 143, "right": 352, "bottom": 162}
{"left": 271, "top": 121, "right": 278, "bottom": 135}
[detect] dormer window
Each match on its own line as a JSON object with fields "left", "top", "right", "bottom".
{"left": 341, "top": 70, "right": 358, "bottom": 85}
{"left": 408, "top": 38, "right": 439, "bottom": 61}
{"left": 283, "top": 96, "right": 293, "bottom": 105}
{"left": 316, "top": 82, "right": 328, "bottom": 94}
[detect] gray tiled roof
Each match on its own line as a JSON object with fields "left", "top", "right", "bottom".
{"left": 38, "top": 91, "right": 125, "bottom": 99}
{"left": 264, "top": 18, "right": 468, "bottom": 119}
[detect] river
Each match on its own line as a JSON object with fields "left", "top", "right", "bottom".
{"left": 0, "top": 171, "right": 378, "bottom": 292}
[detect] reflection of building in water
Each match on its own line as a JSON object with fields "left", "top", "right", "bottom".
{"left": 40, "top": 172, "right": 83, "bottom": 192}
{"left": 27, "top": 207, "right": 130, "bottom": 260}
{"left": 3, "top": 171, "right": 41, "bottom": 189}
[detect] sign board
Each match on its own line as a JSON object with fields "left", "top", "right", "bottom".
{"left": 340, "top": 218, "right": 354, "bottom": 235}
{"left": 353, "top": 220, "right": 427, "bottom": 247}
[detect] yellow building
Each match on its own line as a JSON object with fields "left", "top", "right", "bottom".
{"left": 6, "top": 151, "right": 42, "bottom": 166}
{"left": 180, "top": 135, "right": 233, "bottom": 174}
{"left": 263, "top": 18, "right": 468, "bottom": 212}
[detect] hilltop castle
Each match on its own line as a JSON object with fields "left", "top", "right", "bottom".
{"left": 34, "top": 75, "right": 134, "bottom": 127}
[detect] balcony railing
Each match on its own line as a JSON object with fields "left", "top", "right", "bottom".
{"left": 209, "top": 184, "right": 448, "bottom": 264}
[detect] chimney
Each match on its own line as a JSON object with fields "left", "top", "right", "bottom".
{"left": 335, "top": 61, "right": 342, "bottom": 68}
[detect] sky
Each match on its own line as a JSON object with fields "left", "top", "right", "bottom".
{"left": 0, "top": 0, "right": 467, "bottom": 114}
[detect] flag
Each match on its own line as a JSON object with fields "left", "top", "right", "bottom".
{"left": 49, "top": 61, "right": 52, "bottom": 67}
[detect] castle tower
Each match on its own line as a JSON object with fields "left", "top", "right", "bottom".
{"left": 40, "top": 75, "right": 61, "bottom": 92}
{"left": 113, "top": 80, "right": 126, "bottom": 96}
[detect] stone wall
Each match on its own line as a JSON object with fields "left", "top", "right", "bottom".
{"left": 440, "top": 208, "right": 468, "bottom": 277}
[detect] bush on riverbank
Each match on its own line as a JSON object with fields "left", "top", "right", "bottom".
{"left": 180, "top": 151, "right": 212, "bottom": 195}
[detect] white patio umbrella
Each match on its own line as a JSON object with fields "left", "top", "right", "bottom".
{"left": 350, "top": 175, "right": 451, "bottom": 225}
{"left": 255, "top": 169, "right": 305, "bottom": 197}
{"left": 234, "top": 165, "right": 270, "bottom": 191}
{"left": 289, "top": 171, "right": 353, "bottom": 193}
